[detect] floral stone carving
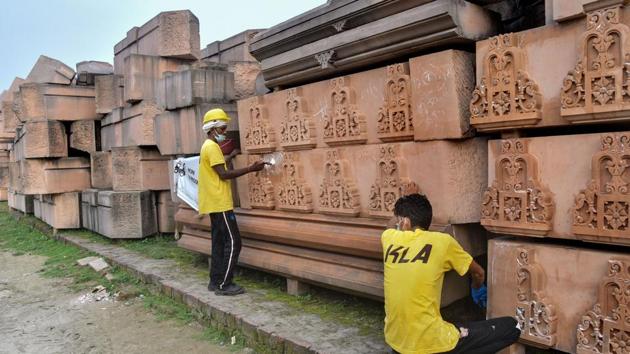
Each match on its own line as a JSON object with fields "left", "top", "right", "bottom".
{"left": 318, "top": 149, "right": 360, "bottom": 216}
{"left": 470, "top": 33, "right": 542, "bottom": 131}
{"left": 276, "top": 152, "right": 313, "bottom": 212}
{"left": 573, "top": 133, "right": 630, "bottom": 243}
{"left": 516, "top": 248, "right": 558, "bottom": 348}
{"left": 244, "top": 97, "right": 276, "bottom": 153}
{"left": 481, "top": 139, "right": 554, "bottom": 236}
{"left": 323, "top": 77, "right": 367, "bottom": 146}
{"left": 280, "top": 88, "right": 316, "bottom": 151}
{"left": 368, "top": 145, "right": 416, "bottom": 218}
{"left": 562, "top": 6, "right": 630, "bottom": 124}
{"left": 248, "top": 155, "right": 274, "bottom": 209}
{"left": 377, "top": 64, "right": 413, "bottom": 142}
{"left": 577, "top": 258, "right": 630, "bottom": 354}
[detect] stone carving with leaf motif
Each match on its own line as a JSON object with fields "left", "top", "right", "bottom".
{"left": 280, "top": 88, "right": 316, "bottom": 151}
{"left": 573, "top": 133, "right": 630, "bottom": 244}
{"left": 377, "top": 64, "right": 413, "bottom": 141}
{"left": 562, "top": 6, "right": 630, "bottom": 123}
{"left": 481, "top": 139, "right": 554, "bottom": 236}
{"left": 244, "top": 96, "right": 276, "bottom": 153}
{"left": 248, "top": 155, "right": 275, "bottom": 209}
{"left": 368, "top": 145, "right": 417, "bottom": 218}
{"left": 318, "top": 149, "right": 360, "bottom": 216}
{"left": 516, "top": 248, "right": 557, "bottom": 348}
{"left": 470, "top": 33, "right": 542, "bottom": 131}
{"left": 576, "top": 258, "right": 630, "bottom": 354}
{"left": 323, "top": 77, "right": 367, "bottom": 146}
{"left": 276, "top": 152, "right": 312, "bottom": 212}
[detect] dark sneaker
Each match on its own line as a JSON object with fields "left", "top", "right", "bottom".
{"left": 208, "top": 283, "right": 218, "bottom": 292}
{"left": 215, "top": 283, "right": 245, "bottom": 296}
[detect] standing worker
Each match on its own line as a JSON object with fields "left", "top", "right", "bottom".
{"left": 383, "top": 192, "right": 521, "bottom": 354}
{"left": 198, "top": 108, "right": 267, "bottom": 296}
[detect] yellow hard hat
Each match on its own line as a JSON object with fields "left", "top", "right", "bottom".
{"left": 203, "top": 108, "right": 231, "bottom": 124}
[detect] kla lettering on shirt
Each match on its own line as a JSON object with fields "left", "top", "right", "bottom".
{"left": 384, "top": 244, "right": 433, "bottom": 264}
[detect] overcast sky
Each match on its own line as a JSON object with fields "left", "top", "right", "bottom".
{"left": 0, "top": 0, "right": 325, "bottom": 90}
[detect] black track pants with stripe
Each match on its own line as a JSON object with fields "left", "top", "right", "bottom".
{"left": 209, "top": 210, "right": 242, "bottom": 290}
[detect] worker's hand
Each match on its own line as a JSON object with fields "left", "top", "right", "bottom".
{"left": 248, "top": 160, "right": 268, "bottom": 172}
{"left": 471, "top": 284, "right": 487, "bottom": 308}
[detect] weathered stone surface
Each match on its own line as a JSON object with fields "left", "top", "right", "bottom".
{"left": 154, "top": 103, "right": 236, "bottom": 155}
{"left": 17, "top": 83, "right": 97, "bottom": 121}
{"left": 250, "top": 0, "right": 498, "bottom": 87}
{"left": 69, "top": 120, "right": 97, "bottom": 153}
{"left": 13, "top": 120, "right": 67, "bottom": 159}
{"left": 33, "top": 192, "right": 81, "bottom": 229}
{"left": 26, "top": 55, "right": 75, "bottom": 85}
{"left": 94, "top": 74, "right": 124, "bottom": 114}
{"left": 157, "top": 66, "right": 234, "bottom": 110}
{"left": 124, "top": 54, "right": 191, "bottom": 103}
{"left": 410, "top": 50, "right": 474, "bottom": 141}
{"left": 101, "top": 101, "right": 162, "bottom": 150}
{"left": 202, "top": 29, "right": 263, "bottom": 63}
{"left": 0, "top": 77, "right": 25, "bottom": 134}
{"left": 156, "top": 191, "right": 177, "bottom": 233}
{"left": 0, "top": 187, "right": 7, "bottom": 201}
{"left": 111, "top": 146, "right": 170, "bottom": 191}
{"left": 75, "top": 61, "right": 113, "bottom": 86}
{"left": 8, "top": 190, "right": 34, "bottom": 213}
{"left": 230, "top": 62, "right": 265, "bottom": 99}
{"left": 82, "top": 189, "right": 157, "bottom": 239}
{"left": 488, "top": 237, "right": 630, "bottom": 353}
{"left": 90, "top": 151, "right": 112, "bottom": 189}
{"left": 10, "top": 157, "right": 90, "bottom": 195}
{"left": 114, "top": 10, "right": 200, "bottom": 75}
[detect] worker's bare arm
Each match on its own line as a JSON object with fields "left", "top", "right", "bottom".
{"left": 212, "top": 160, "right": 266, "bottom": 180}
{"left": 225, "top": 148, "right": 241, "bottom": 164}
{"left": 468, "top": 260, "right": 485, "bottom": 289}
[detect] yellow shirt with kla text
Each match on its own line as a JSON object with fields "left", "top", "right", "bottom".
{"left": 198, "top": 139, "right": 233, "bottom": 214}
{"left": 382, "top": 228, "right": 473, "bottom": 354}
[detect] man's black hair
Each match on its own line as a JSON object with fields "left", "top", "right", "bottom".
{"left": 393, "top": 193, "right": 432, "bottom": 230}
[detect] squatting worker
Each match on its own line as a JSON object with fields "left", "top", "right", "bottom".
{"left": 383, "top": 193, "right": 521, "bottom": 354}
{"left": 198, "top": 108, "right": 267, "bottom": 296}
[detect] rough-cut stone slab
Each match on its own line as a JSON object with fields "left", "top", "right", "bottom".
{"left": 202, "top": 29, "right": 263, "bottom": 63}
{"left": 1, "top": 77, "right": 26, "bottom": 134}
{"left": 33, "top": 192, "right": 81, "bottom": 229}
{"left": 157, "top": 65, "right": 234, "bottom": 110}
{"left": 8, "top": 190, "right": 34, "bottom": 213}
{"left": 26, "top": 55, "right": 75, "bottom": 85}
{"left": 10, "top": 157, "right": 90, "bottom": 195}
{"left": 82, "top": 189, "right": 157, "bottom": 239}
{"left": 69, "top": 120, "right": 97, "bottom": 153}
{"left": 0, "top": 187, "right": 7, "bottom": 201}
{"left": 114, "top": 10, "right": 200, "bottom": 75}
{"left": 410, "top": 50, "right": 474, "bottom": 141}
{"left": 75, "top": 61, "right": 113, "bottom": 86}
{"left": 154, "top": 103, "right": 236, "bottom": 155}
{"left": 111, "top": 146, "right": 170, "bottom": 191}
{"left": 90, "top": 151, "right": 112, "bottom": 189}
{"left": 124, "top": 54, "right": 191, "bottom": 104}
{"left": 101, "top": 102, "right": 161, "bottom": 150}
{"left": 18, "top": 83, "right": 97, "bottom": 121}
{"left": 77, "top": 256, "right": 100, "bottom": 266}
{"left": 488, "top": 237, "right": 630, "bottom": 353}
{"left": 13, "top": 120, "right": 67, "bottom": 159}
{"left": 250, "top": 0, "right": 498, "bottom": 87}
{"left": 87, "top": 258, "right": 110, "bottom": 272}
{"left": 94, "top": 75, "right": 124, "bottom": 114}
{"left": 156, "top": 191, "right": 177, "bottom": 233}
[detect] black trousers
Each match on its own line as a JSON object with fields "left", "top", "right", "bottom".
{"left": 209, "top": 210, "right": 242, "bottom": 290}
{"left": 392, "top": 317, "right": 520, "bottom": 354}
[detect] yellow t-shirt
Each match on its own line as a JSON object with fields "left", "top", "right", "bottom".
{"left": 382, "top": 228, "right": 473, "bottom": 354}
{"left": 198, "top": 139, "right": 233, "bottom": 214}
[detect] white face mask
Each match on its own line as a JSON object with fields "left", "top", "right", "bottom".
{"left": 213, "top": 129, "right": 227, "bottom": 143}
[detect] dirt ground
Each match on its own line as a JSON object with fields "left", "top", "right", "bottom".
{"left": 0, "top": 250, "right": 240, "bottom": 354}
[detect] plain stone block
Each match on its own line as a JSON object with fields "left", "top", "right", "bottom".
{"left": 0, "top": 77, "right": 25, "bottom": 134}
{"left": 94, "top": 75, "right": 124, "bottom": 114}
{"left": 18, "top": 83, "right": 97, "bottom": 121}
{"left": 410, "top": 50, "right": 474, "bottom": 141}
{"left": 90, "top": 151, "right": 112, "bottom": 189}
{"left": 201, "top": 29, "right": 262, "bottom": 63}
{"left": 81, "top": 189, "right": 99, "bottom": 231}
{"left": 8, "top": 190, "right": 34, "bottom": 213}
{"left": 69, "top": 120, "right": 97, "bottom": 153}
{"left": 33, "top": 192, "right": 81, "bottom": 229}
{"left": 95, "top": 190, "right": 158, "bottom": 239}
{"left": 158, "top": 66, "right": 234, "bottom": 110}
{"left": 13, "top": 120, "right": 68, "bottom": 159}
{"left": 114, "top": 10, "right": 200, "bottom": 75}
{"left": 75, "top": 61, "right": 113, "bottom": 86}
{"left": 156, "top": 190, "right": 177, "bottom": 233}
{"left": 123, "top": 54, "right": 191, "bottom": 104}
{"left": 101, "top": 102, "right": 162, "bottom": 150}
{"left": 111, "top": 146, "right": 170, "bottom": 191}
{"left": 26, "top": 55, "right": 75, "bottom": 85}
{"left": 286, "top": 278, "right": 309, "bottom": 296}
{"left": 10, "top": 157, "right": 91, "bottom": 195}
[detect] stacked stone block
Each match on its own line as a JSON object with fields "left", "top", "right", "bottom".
{"left": 0, "top": 77, "right": 24, "bottom": 200}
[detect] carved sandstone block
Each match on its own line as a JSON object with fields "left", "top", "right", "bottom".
{"left": 90, "top": 151, "right": 112, "bottom": 189}
{"left": 410, "top": 50, "right": 474, "bottom": 140}
{"left": 123, "top": 54, "right": 191, "bottom": 104}
{"left": 17, "top": 83, "right": 97, "bottom": 121}
{"left": 94, "top": 74, "right": 124, "bottom": 114}
{"left": 488, "top": 238, "right": 630, "bottom": 353}
{"left": 69, "top": 120, "right": 97, "bottom": 153}
{"left": 157, "top": 66, "right": 234, "bottom": 110}
{"left": 13, "top": 120, "right": 67, "bottom": 160}
{"left": 33, "top": 192, "right": 81, "bottom": 229}
{"left": 26, "top": 55, "right": 75, "bottom": 85}
{"left": 10, "top": 157, "right": 91, "bottom": 195}
{"left": 111, "top": 146, "right": 170, "bottom": 191}
{"left": 243, "top": 96, "right": 276, "bottom": 153}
